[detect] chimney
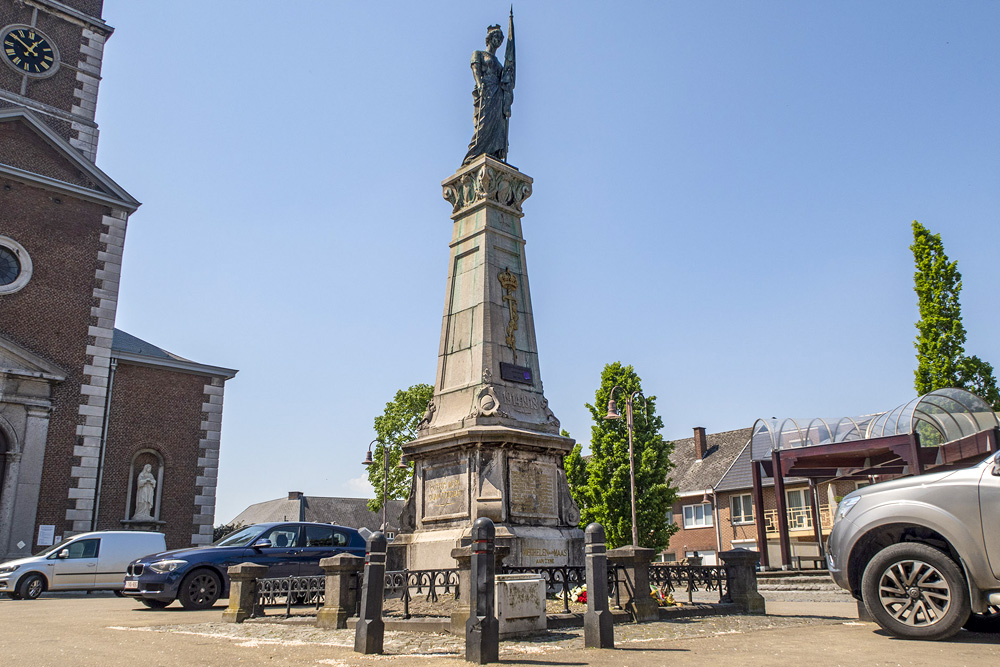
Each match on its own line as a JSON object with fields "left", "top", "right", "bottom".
{"left": 693, "top": 427, "right": 708, "bottom": 460}
{"left": 288, "top": 491, "right": 303, "bottom": 500}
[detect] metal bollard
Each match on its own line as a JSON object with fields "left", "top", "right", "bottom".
{"left": 466, "top": 517, "right": 499, "bottom": 664}
{"left": 584, "top": 523, "right": 614, "bottom": 648}
{"left": 354, "top": 531, "right": 387, "bottom": 654}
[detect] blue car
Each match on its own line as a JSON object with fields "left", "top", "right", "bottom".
{"left": 123, "top": 522, "right": 366, "bottom": 609}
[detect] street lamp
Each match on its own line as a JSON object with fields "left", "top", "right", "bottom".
{"left": 362, "top": 439, "right": 408, "bottom": 533}
{"left": 604, "top": 385, "right": 646, "bottom": 547}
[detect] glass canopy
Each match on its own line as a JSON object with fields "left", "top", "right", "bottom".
{"left": 751, "top": 388, "right": 999, "bottom": 459}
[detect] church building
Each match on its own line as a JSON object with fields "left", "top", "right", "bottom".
{"left": 0, "top": 0, "right": 237, "bottom": 559}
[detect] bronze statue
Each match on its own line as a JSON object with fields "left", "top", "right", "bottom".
{"left": 463, "top": 10, "right": 516, "bottom": 165}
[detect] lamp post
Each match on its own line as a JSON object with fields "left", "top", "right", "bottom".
{"left": 362, "top": 439, "right": 408, "bottom": 533}
{"left": 604, "top": 386, "right": 646, "bottom": 548}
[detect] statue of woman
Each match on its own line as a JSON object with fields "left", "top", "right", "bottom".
{"left": 462, "top": 12, "right": 516, "bottom": 165}
{"left": 133, "top": 463, "right": 156, "bottom": 520}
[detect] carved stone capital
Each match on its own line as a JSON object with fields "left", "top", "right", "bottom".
{"left": 442, "top": 155, "right": 532, "bottom": 218}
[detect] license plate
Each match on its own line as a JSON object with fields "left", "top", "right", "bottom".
{"left": 124, "top": 580, "right": 138, "bottom": 590}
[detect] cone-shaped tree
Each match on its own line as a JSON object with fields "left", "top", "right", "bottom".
{"left": 576, "top": 362, "right": 678, "bottom": 550}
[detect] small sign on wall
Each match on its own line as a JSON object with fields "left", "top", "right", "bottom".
{"left": 37, "top": 524, "right": 55, "bottom": 546}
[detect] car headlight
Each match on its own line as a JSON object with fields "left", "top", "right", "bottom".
{"left": 834, "top": 496, "right": 861, "bottom": 523}
{"left": 0, "top": 565, "right": 18, "bottom": 575}
{"left": 148, "top": 559, "right": 187, "bottom": 573}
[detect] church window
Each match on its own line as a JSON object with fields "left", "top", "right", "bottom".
{"left": 0, "top": 246, "right": 18, "bottom": 285}
{"left": 0, "top": 236, "right": 31, "bottom": 294}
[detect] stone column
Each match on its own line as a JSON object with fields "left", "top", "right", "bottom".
{"left": 719, "top": 548, "right": 766, "bottom": 615}
{"left": 0, "top": 451, "right": 22, "bottom": 558}
{"left": 583, "top": 523, "right": 613, "bottom": 649}
{"left": 466, "top": 517, "right": 499, "bottom": 664}
{"left": 354, "top": 532, "right": 387, "bottom": 655}
{"left": 316, "top": 553, "right": 364, "bottom": 629}
{"left": 222, "top": 563, "right": 267, "bottom": 623}
{"left": 607, "top": 545, "right": 658, "bottom": 623}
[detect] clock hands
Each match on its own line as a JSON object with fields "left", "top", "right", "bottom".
{"left": 8, "top": 33, "right": 39, "bottom": 56}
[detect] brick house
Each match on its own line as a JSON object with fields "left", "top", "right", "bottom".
{"left": 665, "top": 427, "right": 861, "bottom": 567}
{"left": 0, "top": 0, "right": 236, "bottom": 558}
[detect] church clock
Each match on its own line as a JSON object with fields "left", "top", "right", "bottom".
{"left": 2, "top": 24, "right": 59, "bottom": 78}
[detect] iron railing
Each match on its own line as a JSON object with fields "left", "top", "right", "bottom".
{"left": 383, "top": 568, "right": 461, "bottom": 619}
{"left": 649, "top": 563, "right": 727, "bottom": 603}
{"left": 252, "top": 574, "right": 325, "bottom": 618}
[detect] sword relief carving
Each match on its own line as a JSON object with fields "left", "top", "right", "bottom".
{"left": 498, "top": 267, "right": 519, "bottom": 363}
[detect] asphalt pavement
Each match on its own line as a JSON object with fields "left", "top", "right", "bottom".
{"left": 0, "top": 591, "right": 996, "bottom": 666}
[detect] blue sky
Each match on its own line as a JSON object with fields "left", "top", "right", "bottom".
{"left": 95, "top": 1, "right": 1000, "bottom": 523}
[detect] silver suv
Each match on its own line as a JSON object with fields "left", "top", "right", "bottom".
{"left": 827, "top": 451, "right": 1000, "bottom": 640}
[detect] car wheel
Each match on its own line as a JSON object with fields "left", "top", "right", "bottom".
{"left": 177, "top": 569, "right": 221, "bottom": 610}
{"left": 861, "top": 543, "right": 970, "bottom": 640}
{"left": 139, "top": 598, "right": 172, "bottom": 609}
{"left": 964, "top": 605, "right": 1000, "bottom": 633}
{"left": 113, "top": 590, "right": 126, "bottom": 598}
{"left": 16, "top": 573, "right": 45, "bottom": 601}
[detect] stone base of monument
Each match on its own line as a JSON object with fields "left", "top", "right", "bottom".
{"left": 395, "top": 523, "right": 583, "bottom": 572}
{"left": 495, "top": 573, "right": 546, "bottom": 637}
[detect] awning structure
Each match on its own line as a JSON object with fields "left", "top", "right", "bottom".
{"left": 748, "top": 388, "right": 1000, "bottom": 569}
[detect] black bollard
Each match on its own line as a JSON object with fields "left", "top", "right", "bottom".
{"left": 354, "top": 531, "right": 387, "bottom": 654}
{"left": 584, "top": 523, "right": 614, "bottom": 649}
{"left": 466, "top": 517, "right": 499, "bottom": 664}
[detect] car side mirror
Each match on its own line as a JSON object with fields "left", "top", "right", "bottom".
{"left": 993, "top": 451, "right": 1000, "bottom": 476}
{"left": 251, "top": 539, "right": 272, "bottom": 550}
{"left": 57, "top": 549, "right": 69, "bottom": 559}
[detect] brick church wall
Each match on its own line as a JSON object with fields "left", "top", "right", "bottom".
{"left": 0, "top": 176, "right": 109, "bottom": 537}
{"left": 99, "top": 362, "right": 209, "bottom": 550}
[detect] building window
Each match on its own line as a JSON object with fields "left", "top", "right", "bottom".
{"left": 0, "top": 236, "right": 32, "bottom": 294}
{"left": 682, "top": 502, "right": 713, "bottom": 529}
{"left": 730, "top": 494, "right": 754, "bottom": 525}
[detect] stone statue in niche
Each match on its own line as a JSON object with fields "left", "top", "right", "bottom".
{"left": 132, "top": 463, "right": 156, "bottom": 521}
{"left": 462, "top": 10, "right": 516, "bottom": 165}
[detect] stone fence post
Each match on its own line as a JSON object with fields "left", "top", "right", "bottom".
{"left": 316, "top": 553, "right": 364, "bottom": 629}
{"left": 583, "top": 523, "right": 614, "bottom": 649}
{"left": 451, "top": 543, "right": 510, "bottom": 635}
{"left": 719, "top": 548, "right": 766, "bottom": 615}
{"left": 222, "top": 562, "right": 268, "bottom": 623}
{"left": 466, "top": 517, "right": 499, "bottom": 665}
{"left": 607, "top": 545, "right": 658, "bottom": 623}
{"left": 354, "top": 532, "right": 387, "bottom": 655}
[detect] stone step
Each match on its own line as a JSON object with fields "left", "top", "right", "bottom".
{"left": 758, "top": 582, "right": 842, "bottom": 592}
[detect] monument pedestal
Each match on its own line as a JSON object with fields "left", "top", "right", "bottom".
{"left": 394, "top": 156, "right": 583, "bottom": 570}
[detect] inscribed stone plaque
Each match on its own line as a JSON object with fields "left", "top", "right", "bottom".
{"left": 422, "top": 464, "right": 468, "bottom": 521}
{"left": 508, "top": 459, "right": 557, "bottom": 518}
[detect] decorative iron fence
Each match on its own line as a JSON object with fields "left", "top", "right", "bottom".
{"left": 649, "top": 563, "right": 727, "bottom": 603}
{"left": 383, "top": 568, "right": 461, "bottom": 619}
{"left": 252, "top": 574, "right": 326, "bottom": 618}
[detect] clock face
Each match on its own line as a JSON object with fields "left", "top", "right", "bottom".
{"left": 2, "top": 25, "right": 58, "bottom": 77}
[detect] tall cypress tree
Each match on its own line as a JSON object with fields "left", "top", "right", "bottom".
{"left": 576, "top": 362, "right": 677, "bottom": 550}
{"left": 911, "top": 221, "right": 1000, "bottom": 410}
{"left": 911, "top": 221, "right": 966, "bottom": 393}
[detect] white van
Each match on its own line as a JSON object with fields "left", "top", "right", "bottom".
{"left": 0, "top": 531, "right": 166, "bottom": 600}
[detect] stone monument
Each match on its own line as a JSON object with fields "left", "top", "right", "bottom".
{"left": 394, "top": 12, "right": 584, "bottom": 570}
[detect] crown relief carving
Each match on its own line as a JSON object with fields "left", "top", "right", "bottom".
{"left": 443, "top": 163, "right": 532, "bottom": 214}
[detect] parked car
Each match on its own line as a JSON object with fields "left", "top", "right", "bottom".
{"left": 0, "top": 531, "right": 166, "bottom": 600}
{"left": 827, "top": 450, "right": 1000, "bottom": 640}
{"left": 123, "top": 522, "right": 365, "bottom": 610}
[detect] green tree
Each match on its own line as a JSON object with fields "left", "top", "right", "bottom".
{"left": 367, "top": 383, "right": 434, "bottom": 513}
{"left": 911, "top": 221, "right": 1000, "bottom": 409}
{"left": 575, "top": 362, "right": 678, "bottom": 550}
{"left": 561, "top": 430, "right": 588, "bottom": 512}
